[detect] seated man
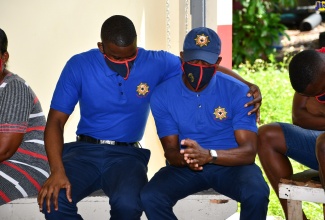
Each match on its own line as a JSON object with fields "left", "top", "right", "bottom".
{"left": 141, "top": 27, "right": 270, "bottom": 220}
{"left": 257, "top": 49, "right": 325, "bottom": 220}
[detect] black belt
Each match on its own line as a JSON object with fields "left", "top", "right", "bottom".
{"left": 77, "top": 135, "right": 140, "bottom": 148}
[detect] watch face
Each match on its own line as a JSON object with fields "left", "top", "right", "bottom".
{"left": 210, "top": 150, "right": 217, "bottom": 157}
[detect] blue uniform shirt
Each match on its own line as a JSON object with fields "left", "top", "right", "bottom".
{"left": 51, "top": 48, "right": 182, "bottom": 142}
{"left": 150, "top": 72, "right": 257, "bottom": 150}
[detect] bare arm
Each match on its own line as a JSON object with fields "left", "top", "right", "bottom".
{"left": 218, "top": 66, "right": 253, "bottom": 87}
{"left": 292, "top": 92, "right": 325, "bottom": 130}
{"left": 212, "top": 130, "right": 257, "bottom": 166}
{"left": 180, "top": 130, "right": 257, "bottom": 167}
{"left": 0, "top": 133, "right": 24, "bottom": 162}
{"left": 160, "top": 135, "right": 188, "bottom": 167}
{"left": 37, "top": 109, "right": 71, "bottom": 213}
{"left": 218, "top": 66, "right": 262, "bottom": 123}
{"left": 44, "top": 109, "right": 69, "bottom": 174}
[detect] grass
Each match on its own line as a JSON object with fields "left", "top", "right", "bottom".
{"left": 233, "top": 56, "right": 323, "bottom": 219}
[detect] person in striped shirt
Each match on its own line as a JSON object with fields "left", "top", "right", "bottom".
{"left": 0, "top": 28, "right": 50, "bottom": 205}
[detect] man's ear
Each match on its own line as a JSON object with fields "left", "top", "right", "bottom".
{"left": 97, "top": 42, "right": 104, "bottom": 54}
{"left": 216, "top": 57, "right": 222, "bottom": 65}
{"left": 1, "top": 52, "right": 9, "bottom": 63}
{"left": 179, "top": 51, "right": 184, "bottom": 59}
{"left": 180, "top": 51, "right": 184, "bottom": 61}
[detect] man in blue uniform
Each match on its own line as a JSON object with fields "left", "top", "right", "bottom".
{"left": 141, "top": 27, "right": 269, "bottom": 220}
{"left": 37, "top": 15, "right": 263, "bottom": 219}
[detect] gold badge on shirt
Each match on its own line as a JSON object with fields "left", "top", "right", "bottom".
{"left": 136, "top": 82, "right": 150, "bottom": 96}
{"left": 195, "top": 34, "right": 210, "bottom": 47}
{"left": 214, "top": 106, "right": 227, "bottom": 120}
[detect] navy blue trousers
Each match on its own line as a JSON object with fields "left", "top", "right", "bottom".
{"left": 42, "top": 141, "right": 150, "bottom": 220}
{"left": 141, "top": 163, "right": 269, "bottom": 220}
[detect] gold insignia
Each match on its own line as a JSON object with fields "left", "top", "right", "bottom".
{"left": 188, "top": 73, "right": 194, "bottom": 82}
{"left": 136, "top": 83, "right": 149, "bottom": 96}
{"left": 214, "top": 106, "right": 227, "bottom": 120}
{"left": 195, "top": 34, "right": 210, "bottom": 47}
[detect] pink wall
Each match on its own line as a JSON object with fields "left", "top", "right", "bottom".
{"left": 217, "top": 24, "right": 233, "bottom": 69}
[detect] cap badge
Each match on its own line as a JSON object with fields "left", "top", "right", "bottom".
{"left": 136, "top": 82, "right": 150, "bottom": 96}
{"left": 195, "top": 34, "right": 210, "bottom": 47}
{"left": 214, "top": 106, "right": 227, "bottom": 120}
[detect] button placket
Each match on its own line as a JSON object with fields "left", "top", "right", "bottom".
{"left": 117, "top": 77, "right": 126, "bottom": 100}
{"left": 197, "top": 93, "right": 202, "bottom": 108}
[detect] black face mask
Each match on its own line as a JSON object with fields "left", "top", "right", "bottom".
{"left": 182, "top": 62, "right": 216, "bottom": 91}
{"left": 103, "top": 49, "right": 137, "bottom": 80}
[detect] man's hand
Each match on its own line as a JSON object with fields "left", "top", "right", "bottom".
{"left": 245, "top": 84, "right": 262, "bottom": 124}
{"left": 37, "top": 172, "right": 72, "bottom": 213}
{"left": 215, "top": 66, "right": 262, "bottom": 123}
{"left": 180, "top": 139, "right": 211, "bottom": 170}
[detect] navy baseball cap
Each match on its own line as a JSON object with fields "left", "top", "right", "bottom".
{"left": 183, "top": 27, "right": 221, "bottom": 64}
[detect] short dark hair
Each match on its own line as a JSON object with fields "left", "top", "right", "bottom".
{"left": 0, "top": 28, "right": 8, "bottom": 54}
{"left": 100, "top": 15, "right": 137, "bottom": 47}
{"left": 289, "top": 50, "right": 324, "bottom": 93}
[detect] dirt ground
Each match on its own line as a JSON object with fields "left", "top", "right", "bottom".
{"left": 276, "top": 22, "right": 325, "bottom": 60}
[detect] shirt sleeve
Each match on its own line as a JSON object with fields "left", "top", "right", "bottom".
{"left": 0, "top": 80, "right": 33, "bottom": 133}
{"left": 161, "top": 52, "right": 182, "bottom": 82}
{"left": 231, "top": 84, "right": 258, "bottom": 133}
{"left": 51, "top": 57, "right": 81, "bottom": 115}
{"left": 150, "top": 85, "right": 179, "bottom": 138}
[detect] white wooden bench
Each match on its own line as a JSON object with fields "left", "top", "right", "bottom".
{"left": 0, "top": 188, "right": 237, "bottom": 220}
{"left": 279, "top": 169, "right": 325, "bottom": 220}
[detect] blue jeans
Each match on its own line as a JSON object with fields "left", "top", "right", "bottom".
{"left": 141, "top": 163, "right": 269, "bottom": 220}
{"left": 42, "top": 141, "right": 150, "bottom": 220}
{"left": 279, "top": 122, "right": 325, "bottom": 170}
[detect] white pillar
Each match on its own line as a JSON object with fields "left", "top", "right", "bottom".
{"left": 214, "top": 0, "right": 233, "bottom": 69}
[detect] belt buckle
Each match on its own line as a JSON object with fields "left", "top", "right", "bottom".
{"left": 100, "top": 140, "right": 115, "bottom": 145}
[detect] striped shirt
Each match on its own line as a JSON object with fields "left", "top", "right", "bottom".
{"left": 0, "top": 73, "right": 49, "bottom": 205}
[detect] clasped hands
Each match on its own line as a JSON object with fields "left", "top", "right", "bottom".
{"left": 180, "top": 138, "right": 211, "bottom": 171}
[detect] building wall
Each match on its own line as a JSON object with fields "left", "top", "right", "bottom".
{"left": 215, "top": 0, "right": 233, "bottom": 69}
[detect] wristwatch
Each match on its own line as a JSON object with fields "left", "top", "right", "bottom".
{"left": 209, "top": 150, "right": 218, "bottom": 163}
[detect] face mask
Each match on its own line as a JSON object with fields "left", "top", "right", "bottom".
{"left": 316, "top": 92, "right": 325, "bottom": 104}
{"left": 182, "top": 62, "right": 216, "bottom": 91}
{"left": 103, "top": 50, "right": 137, "bottom": 80}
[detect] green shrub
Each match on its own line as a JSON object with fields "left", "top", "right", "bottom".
{"left": 233, "top": 55, "right": 323, "bottom": 219}
{"left": 233, "top": 0, "right": 289, "bottom": 66}
{"left": 236, "top": 54, "right": 293, "bottom": 125}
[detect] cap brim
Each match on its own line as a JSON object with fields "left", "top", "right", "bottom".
{"left": 183, "top": 50, "right": 219, "bottom": 64}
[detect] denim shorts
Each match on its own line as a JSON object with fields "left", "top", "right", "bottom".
{"left": 278, "top": 122, "right": 325, "bottom": 170}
